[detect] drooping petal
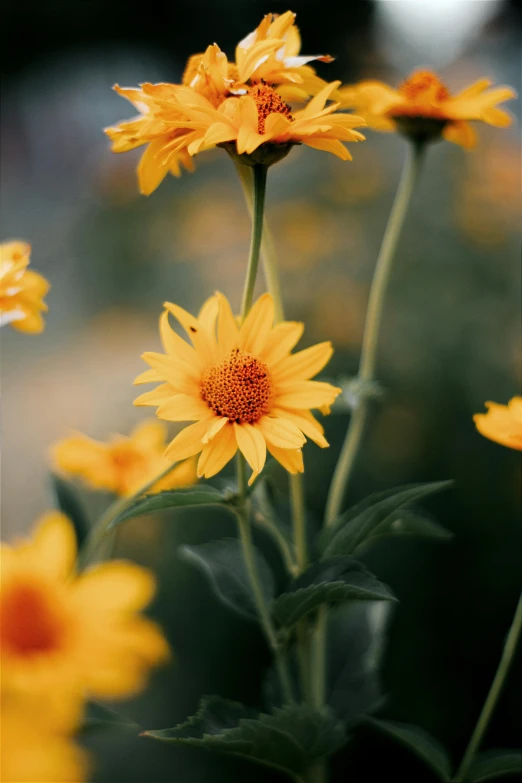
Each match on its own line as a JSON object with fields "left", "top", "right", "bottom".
{"left": 257, "top": 416, "right": 306, "bottom": 449}
{"left": 267, "top": 444, "right": 304, "bottom": 474}
{"left": 272, "top": 407, "right": 329, "bottom": 448}
{"left": 197, "top": 422, "right": 237, "bottom": 478}
{"left": 234, "top": 422, "right": 266, "bottom": 484}
{"left": 164, "top": 417, "right": 215, "bottom": 461}
{"left": 442, "top": 121, "right": 477, "bottom": 149}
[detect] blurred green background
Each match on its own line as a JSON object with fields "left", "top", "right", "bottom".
{"left": 1, "top": 1, "right": 521, "bottom": 781}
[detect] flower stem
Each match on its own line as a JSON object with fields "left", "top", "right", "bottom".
{"left": 235, "top": 160, "right": 312, "bottom": 705}
{"left": 324, "top": 141, "right": 426, "bottom": 528}
{"left": 235, "top": 454, "right": 295, "bottom": 703}
{"left": 235, "top": 162, "right": 284, "bottom": 321}
{"left": 78, "top": 462, "right": 180, "bottom": 569}
{"left": 240, "top": 164, "right": 268, "bottom": 320}
{"left": 453, "top": 594, "right": 522, "bottom": 782}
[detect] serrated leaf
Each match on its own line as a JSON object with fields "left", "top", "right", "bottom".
{"left": 181, "top": 538, "right": 274, "bottom": 621}
{"left": 80, "top": 702, "right": 140, "bottom": 735}
{"left": 107, "top": 485, "right": 227, "bottom": 530}
{"left": 271, "top": 557, "right": 396, "bottom": 627}
{"left": 366, "top": 718, "right": 452, "bottom": 780}
{"left": 144, "top": 696, "right": 346, "bottom": 779}
{"left": 322, "top": 481, "right": 452, "bottom": 558}
{"left": 467, "top": 750, "right": 522, "bottom": 782}
{"left": 51, "top": 474, "right": 91, "bottom": 548}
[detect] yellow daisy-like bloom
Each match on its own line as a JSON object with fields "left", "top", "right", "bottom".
{"left": 186, "top": 80, "right": 366, "bottom": 166}
{"left": 1, "top": 693, "right": 89, "bottom": 783}
{"left": 0, "top": 512, "right": 170, "bottom": 706}
{"left": 134, "top": 292, "right": 340, "bottom": 485}
{"left": 0, "top": 240, "right": 49, "bottom": 333}
{"left": 339, "top": 69, "right": 516, "bottom": 147}
{"left": 52, "top": 419, "right": 197, "bottom": 497}
{"left": 473, "top": 397, "right": 522, "bottom": 451}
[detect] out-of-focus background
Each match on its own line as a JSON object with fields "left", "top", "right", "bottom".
{"left": 1, "top": 1, "right": 521, "bottom": 781}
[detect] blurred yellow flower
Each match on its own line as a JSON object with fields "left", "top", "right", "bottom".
{"left": 0, "top": 240, "right": 49, "bottom": 334}
{"left": 0, "top": 512, "right": 170, "bottom": 705}
{"left": 52, "top": 420, "right": 197, "bottom": 497}
{"left": 474, "top": 397, "right": 522, "bottom": 451}
{"left": 134, "top": 292, "right": 340, "bottom": 485}
{"left": 1, "top": 693, "right": 89, "bottom": 783}
{"left": 339, "top": 70, "right": 516, "bottom": 147}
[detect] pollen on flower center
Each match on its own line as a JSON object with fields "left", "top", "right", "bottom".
{"left": 398, "top": 71, "right": 450, "bottom": 102}
{"left": 248, "top": 83, "right": 293, "bottom": 134}
{"left": 1, "top": 582, "right": 66, "bottom": 657}
{"left": 201, "top": 349, "right": 273, "bottom": 424}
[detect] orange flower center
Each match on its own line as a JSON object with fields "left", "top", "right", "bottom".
{"left": 201, "top": 349, "right": 273, "bottom": 424}
{"left": 1, "top": 581, "right": 66, "bottom": 657}
{"left": 247, "top": 83, "right": 293, "bottom": 134}
{"left": 398, "top": 71, "right": 450, "bottom": 102}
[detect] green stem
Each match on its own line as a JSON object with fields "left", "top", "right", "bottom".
{"left": 311, "top": 607, "right": 328, "bottom": 709}
{"left": 240, "top": 164, "right": 268, "bottom": 320}
{"left": 78, "top": 461, "right": 180, "bottom": 569}
{"left": 236, "top": 455, "right": 295, "bottom": 703}
{"left": 453, "top": 594, "right": 522, "bottom": 782}
{"left": 324, "top": 141, "right": 426, "bottom": 528}
{"left": 235, "top": 162, "right": 284, "bottom": 322}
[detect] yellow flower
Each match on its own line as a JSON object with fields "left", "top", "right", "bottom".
{"left": 183, "top": 11, "right": 332, "bottom": 104}
{"left": 0, "top": 240, "right": 49, "bottom": 334}
{"left": 134, "top": 292, "right": 340, "bottom": 485}
{"left": 1, "top": 512, "right": 170, "bottom": 705}
{"left": 52, "top": 419, "right": 197, "bottom": 497}
{"left": 473, "top": 397, "right": 522, "bottom": 451}
{"left": 1, "top": 693, "right": 89, "bottom": 783}
{"left": 339, "top": 69, "right": 516, "bottom": 147}
{"left": 186, "top": 80, "right": 366, "bottom": 166}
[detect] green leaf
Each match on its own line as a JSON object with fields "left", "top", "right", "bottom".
{"left": 271, "top": 557, "right": 396, "bottom": 628}
{"left": 51, "top": 474, "right": 91, "bottom": 548}
{"left": 144, "top": 695, "right": 346, "bottom": 779}
{"left": 107, "top": 485, "right": 227, "bottom": 530}
{"left": 365, "top": 718, "right": 452, "bottom": 780}
{"left": 328, "top": 602, "right": 393, "bottom": 723}
{"left": 80, "top": 702, "right": 140, "bottom": 735}
{"left": 467, "top": 750, "right": 522, "bottom": 782}
{"left": 322, "top": 481, "right": 452, "bottom": 558}
{"left": 181, "top": 538, "right": 274, "bottom": 621}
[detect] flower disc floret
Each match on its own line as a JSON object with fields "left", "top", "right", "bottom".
{"left": 201, "top": 349, "right": 273, "bottom": 424}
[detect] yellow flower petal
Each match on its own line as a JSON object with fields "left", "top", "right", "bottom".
{"left": 474, "top": 397, "right": 522, "bottom": 451}
{"left": 74, "top": 561, "right": 156, "bottom": 613}
{"left": 271, "top": 341, "right": 333, "bottom": 382}
{"left": 272, "top": 408, "right": 329, "bottom": 448}
{"left": 164, "top": 416, "right": 215, "bottom": 461}
{"left": 260, "top": 321, "right": 304, "bottom": 365}
{"left": 257, "top": 416, "right": 306, "bottom": 449}
{"left": 197, "top": 421, "right": 238, "bottom": 478}
{"left": 275, "top": 380, "right": 341, "bottom": 409}
{"left": 234, "top": 422, "right": 266, "bottom": 484}
{"left": 239, "top": 292, "right": 275, "bottom": 354}
{"left": 157, "top": 393, "right": 210, "bottom": 422}
{"left": 267, "top": 444, "right": 304, "bottom": 474}
{"left": 32, "top": 512, "right": 77, "bottom": 579}
{"left": 134, "top": 383, "right": 175, "bottom": 407}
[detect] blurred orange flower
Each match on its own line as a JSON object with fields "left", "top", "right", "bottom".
{"left": 474, "top": 397, "right": 522, "bottom": 451}
{"left": 0, "top": 240, "right": 49, "bottom": 334}
{"left": 52, "top": 420, "right": 197, "bottom": 497}
{"left": 0, "top": 692, "right": 89, "bottom": 783}
{"left": 1, "top": 512, "right": 170, "bottom": 708}
{"left": 134, "top": 292, "right": 339, "bottom": 484}
{"left": 339, "top": 70, "right": 516, "bottom": 147}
